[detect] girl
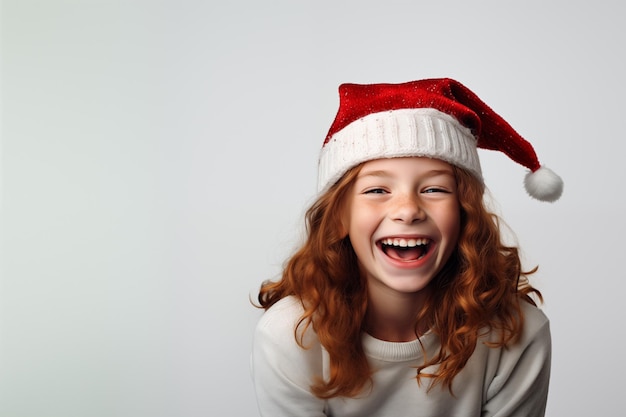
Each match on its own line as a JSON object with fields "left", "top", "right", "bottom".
{"left": 251, "top": 78, "right": 562, "bottom": 417}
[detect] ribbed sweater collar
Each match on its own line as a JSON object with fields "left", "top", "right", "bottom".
{"left": 361, "top": 331, "right": 438, "bottom": 362}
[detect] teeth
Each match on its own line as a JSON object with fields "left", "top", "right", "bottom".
{"left": 381, "top": 237, "right": 429, "bottom": 247}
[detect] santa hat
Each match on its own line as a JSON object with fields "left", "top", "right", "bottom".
{"left": 317, "top": 78, "right": 563, "bottom": 202}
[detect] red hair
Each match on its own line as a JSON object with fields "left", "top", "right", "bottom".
{"left": 256, "top": 162, "right": 541, "bottom": 398}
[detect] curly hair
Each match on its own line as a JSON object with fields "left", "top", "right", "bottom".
{"left": 256, "top": 162, "right": 541, "bottom": 398}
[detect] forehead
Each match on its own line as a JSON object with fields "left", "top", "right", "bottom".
{"left": 358, "top": 156, "right": 455, "bottom": 175}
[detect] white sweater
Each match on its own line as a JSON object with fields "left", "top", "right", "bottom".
{"left": 251, "top": 296, "right": 551, "bottom": 417}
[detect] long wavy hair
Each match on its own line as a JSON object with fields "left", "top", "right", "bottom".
{"left": 256, "top": 161, "right": 541, "bottom": 398}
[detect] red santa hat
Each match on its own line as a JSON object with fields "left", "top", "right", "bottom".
{"left": 318, "top": 78, "right": 563, "bottom": 202}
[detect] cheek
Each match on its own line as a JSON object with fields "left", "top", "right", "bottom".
{"left": 347, "top": 202, "right": 364, "bottom": 233}
{"left": 348, "top": 207, "right": 379, "bottom": 239}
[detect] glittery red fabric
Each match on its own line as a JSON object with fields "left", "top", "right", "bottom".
{"left": 324, "top": 78, "right": 541, "bottom": 172}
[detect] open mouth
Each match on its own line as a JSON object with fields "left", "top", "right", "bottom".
{"left": 378, "top": 237, "right": 431, "bottom": 262}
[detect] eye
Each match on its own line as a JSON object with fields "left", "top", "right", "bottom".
{"left": 422, "top": 187, "right": 450, "bottom": 194}
{"left": 364, "top": 188, "right": 388, "bottom": 194}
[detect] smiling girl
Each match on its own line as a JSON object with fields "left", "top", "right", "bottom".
{"left": 251, "top": 78, "right": 563, "bottom": 417}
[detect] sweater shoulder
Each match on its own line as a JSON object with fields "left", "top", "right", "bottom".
{"left": 255, "top": 296, "right": 317, "bottom": 347}
{"left": 256, "top": 296, "right": 305, "bottom": 330}
{"left": 519, "top": 299, "right": 550, "bottom": 338}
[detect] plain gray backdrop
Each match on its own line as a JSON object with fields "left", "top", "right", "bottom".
{"left": 2, "top": 1, "right": 624, "bottom": 416}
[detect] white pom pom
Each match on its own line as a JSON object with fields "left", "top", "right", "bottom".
{"left": 524, "top": 166, "right": 564, "bottom": 202}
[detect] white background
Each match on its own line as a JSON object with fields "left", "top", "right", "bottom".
{"left": 2, "top": 1, "right": 624, "bottom": 416}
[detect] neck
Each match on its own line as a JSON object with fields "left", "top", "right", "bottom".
{"left": 364, "top": 285, "right": 431, "bottom": 342}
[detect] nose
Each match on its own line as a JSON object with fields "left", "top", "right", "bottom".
{"left": 390, "top": 193, "right": 425, "bottom": 224}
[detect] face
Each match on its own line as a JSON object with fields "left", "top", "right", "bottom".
{"left": 344, "top": 157, "right": 460, "bottom": 297}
